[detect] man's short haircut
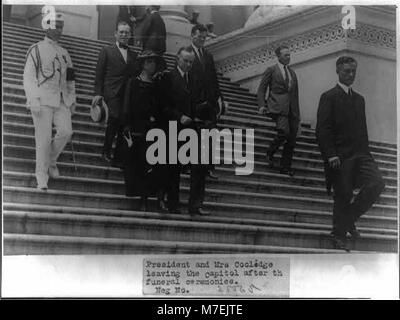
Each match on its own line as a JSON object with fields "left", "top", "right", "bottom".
{"left": 116, "top": 20, "right": 131, "bottom": 31}
{"left": 150, "top": 5, "right": 160, "bottom": 11}
{"left": 177, "top": 46, "right": 194, "bottom": 57}
{"left": 191, "top": 24, "right": 208, "bottom": 36}
{"left": 336, "top": 56, "right": 357, "bottom": 68}
{"left": 275, "top": 45, "right": 289, "bottom": 57}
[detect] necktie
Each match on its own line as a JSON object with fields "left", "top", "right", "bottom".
{"left": 199, "top": 48, "right": 203, "bottom": 60}
{"left": 348, "top": 88, "right": 352, "bottom": 96}
{"left": 184, "top": 73, "right": 189, "bottom": 87}
{"left": 284, "top": 65, "right": 290, "bottom": 88}
{"left": 198, "top": 48, "right": 205, "bottom": 68}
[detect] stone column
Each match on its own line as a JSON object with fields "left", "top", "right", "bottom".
{"left": 159, "top": 5, "right": 192, "bottom": 53}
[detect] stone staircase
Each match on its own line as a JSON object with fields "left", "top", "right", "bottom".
{"left": 2, "top": 22, "right": 398, "bottom": 254}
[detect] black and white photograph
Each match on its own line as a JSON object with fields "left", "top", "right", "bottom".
{"left": 1, "top": 0, "right": 399, "bottom": 301}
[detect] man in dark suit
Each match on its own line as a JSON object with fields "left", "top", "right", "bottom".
{"left": 257, "top": 45, "right": 300, "bottom": 176}
{"left": 190, "top": 24, "right": 224, "bottom": 180}
{"left": 93, "top": 21, "right": 138, "bottom": 164}
{"left": 140, "top": 6, "right": 166, "bottom": 55}
{"left": 162, "top": 46, "right": 210, "bottom": 216}
{"left": 316, "top": 56, "right": 385, "bottom": 251}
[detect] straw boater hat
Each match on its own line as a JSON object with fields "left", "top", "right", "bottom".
{"left": 90, "top": 98, "right": 109, "bottom": 124}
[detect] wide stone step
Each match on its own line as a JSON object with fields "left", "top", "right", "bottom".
{"left": 4, "top": 211, "right": 397, "bottom": 252}
{"left": 2, "top": 69, "right": 244, "bottom": 106}
{"left": 6, "top": 204, "right": 395, "bottom": 237}
{"left": 3, "top": 65, "right": 254, "bottom": 100}
{"left": 1, "top": 66, "right": 248, "bottom": 100}
{"left": 4, "top": 130, "right": 397, "bottom": 183}
{"left": 6, "top": 95, "right": 395, "bottom": 153}
{"left": 4, "top": 118, "right": 397, "bottom": 179}
{"left": 5, "top": 95, "right": 394, "bottom": 153}
{"left": 2, "top": 49, "right": 233, "bottom": 82}
{"left": 5, "top": 202, "right": 397, "bottom": 234}
{"left": 0, "top": 108, "right": 343, "bottom": 152}
{"left": 3, "top": 183, "right": 396, "bottom": 218}
{"left": 4, "top": 169, "right": 396, "bottom": 207}
{"left": 0, "top": 98, "right": 315, "bottom": 141}
{"left": 4, "top": 115, "right": 396, "bottom": 174}
{"left": 3, "top": 233, "right": 344, "bottom": 255}
{"left": 3, "top": 152, "right": 397, "bottom": 203}
{"left": 2, "top": 48, "right": 176, "bottom": 73}
{"left": 3, "top": 98, "right": 397, "bottom": 162}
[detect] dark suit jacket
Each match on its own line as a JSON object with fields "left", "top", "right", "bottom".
{"left": 316, "top": 84, "right": 370, "bottom": 161}
{"left": 316, "top": 84, "right": 370, "bottom": 193}
{"left": 190, "top": 46, "right": 222, "bottom": 112}
{"left": 94, "top": 44, "right": 138, "bottom": 101}
{"left": 140, "top": 11, "right": 166, "bottom": 55}
{"left": 257, "top": 63, "right": 299, "bottom": 118}
{"left": 161, "top": 68, "right": 198, "bottom": 124}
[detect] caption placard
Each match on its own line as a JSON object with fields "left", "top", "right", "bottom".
{"left": 143, "top": 256, "right": 290, "bottom": 297}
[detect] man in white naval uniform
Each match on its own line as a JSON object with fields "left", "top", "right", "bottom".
{"left": 23, "top": 12, "right": 76, "bottom": 190}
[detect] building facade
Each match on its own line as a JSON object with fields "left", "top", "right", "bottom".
{"left": 4, "top": 4, "right": 396, "bottom": 143}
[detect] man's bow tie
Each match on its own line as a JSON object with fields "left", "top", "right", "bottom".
{"left": 119, "top": 43, "right": 128, "bottom": 49}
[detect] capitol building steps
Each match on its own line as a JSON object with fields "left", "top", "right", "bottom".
{"left": 2, "top": 22, "right": 398, "bottom": 254}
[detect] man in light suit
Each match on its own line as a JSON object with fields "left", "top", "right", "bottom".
{"left": 316, "top": 56, "right": 385, "bottom": 251}
{"left": 23, "top": 12, "right": 76, "bottom": 190}
{"left": 93, "top": 21, "right": 138, "bottom": 165}
{"left": 257, "top": 45, "right": 300, "bottom": 176}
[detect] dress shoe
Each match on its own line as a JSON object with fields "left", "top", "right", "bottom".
{"left": 37, "top": 183, "right": 48, "bottom": 191}
{"left": 347, "top": 225, "right": 361, "bottom": 239}
{"left": 279, "top": 167, "right": 295, "bottom": 176}
{"left": 266, "top": 153, "right": 274, "bottom": 168}
{"left": 207, "top": 171, "right": 219, "bottom": 180}
{"left": 189, "top": 208, "right": 210, "bottom": 216}
{"left": 48, "top": 165, "right": 60, "bottom": 179}
{"left": 157, "top": 200, "right": 168, "bottom": 212}
{"left": 331, "top": 233, "right": 350, "bottom": 252}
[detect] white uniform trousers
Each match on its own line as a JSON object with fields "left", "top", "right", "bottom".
{"left": 31, "top": 103, "right": 73, "bottom": 186}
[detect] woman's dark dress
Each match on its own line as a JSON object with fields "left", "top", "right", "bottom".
{"left": 122, "top": 76, "right": 166, "bottom": 197}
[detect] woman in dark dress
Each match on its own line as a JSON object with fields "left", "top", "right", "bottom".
{"left": 121, "top": 50, "right": 168, "bottom": 211}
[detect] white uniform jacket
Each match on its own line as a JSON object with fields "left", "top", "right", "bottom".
{"left": 23, "top": 36, "right": 76, "bottom": 108}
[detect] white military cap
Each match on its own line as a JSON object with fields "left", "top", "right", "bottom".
{"left": 42, "top": 10, "right": 65, "bottom": 29}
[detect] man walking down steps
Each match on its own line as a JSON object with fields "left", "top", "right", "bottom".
{"left": 23, "top": 12, "right": 76, "bottom": 190}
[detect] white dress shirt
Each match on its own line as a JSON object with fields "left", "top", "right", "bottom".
{"left": 277, "top": 61, "right": 292, "bottom": 84}
{"left": 337, "top": 81, "right": 352, "bottom": 94}
{"left": 191, "top": 43, "right": 203, "bottom": 61}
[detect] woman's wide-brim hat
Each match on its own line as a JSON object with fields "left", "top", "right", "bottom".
{"left": 90, "top": 98, "right": 109, "bottom": 124}
{"left": 137, "top": 50, "right": 162, "bottom": 63}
